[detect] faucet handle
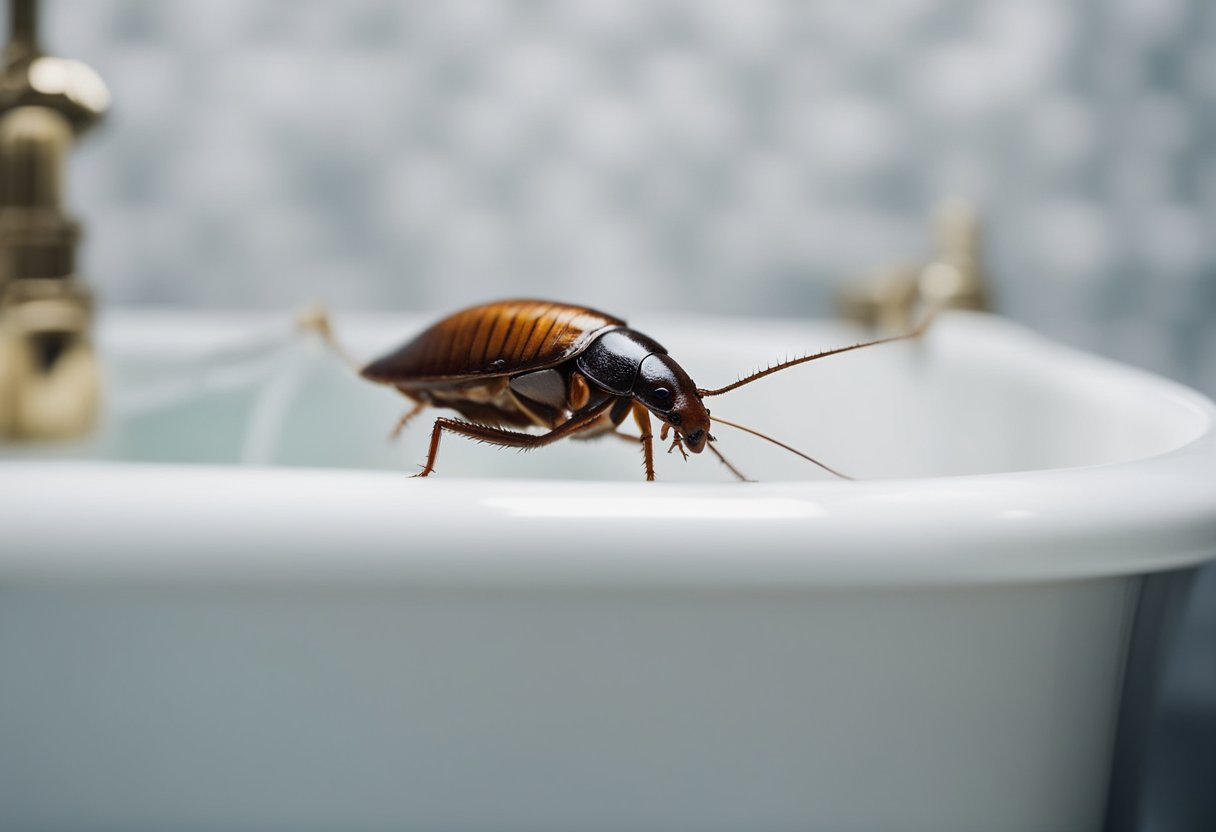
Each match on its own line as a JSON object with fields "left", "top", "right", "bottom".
{"left": 837, "top": 196, "right": 993, "bottom": 330}
{"left": 918, "top": 197, "right": 991, "bottom": 314}
{"left": 0, "top": 0, "right": 110, "bottom": 135}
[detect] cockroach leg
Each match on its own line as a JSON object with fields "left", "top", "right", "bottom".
{"left": 413, "top": 399, "right": 616, "bottom": 478}
{"left": 706, "top": 440, "right": 750, "bottom": 482}
{"left": 387, "top": 399, "right": 427, "bottom": 442}
{"left": 630, "top": 402, "right": 656, "bottom": 481}
{"left": 296, "top": 304, "right": 364, "bottom": 373}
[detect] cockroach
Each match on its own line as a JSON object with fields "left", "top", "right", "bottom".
{"left": 302, "top": 299, "right": 930, "bottom": 481}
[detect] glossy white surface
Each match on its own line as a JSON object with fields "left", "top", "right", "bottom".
{"left": 2, "top": 310, "right": 1215, "bottom": 832}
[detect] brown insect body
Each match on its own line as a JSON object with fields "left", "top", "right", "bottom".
{"left": 362, "top": 300, "right": 623, "bottom": 385}
{"left": 336, "top": 298, "right": 931, "bottom": 480}
{"left": 362, "top": 300, "right": 625, "bottom": 432}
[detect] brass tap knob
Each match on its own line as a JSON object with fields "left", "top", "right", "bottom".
{"left": 837, "top": 197, "right": 993, "bottom": 331}
{"left": 919, "top": 197, "right": 990, "bottom": 313}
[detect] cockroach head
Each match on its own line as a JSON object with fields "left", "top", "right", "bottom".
{"left": 633, "top": 353, "right": 711, "bottom": 454}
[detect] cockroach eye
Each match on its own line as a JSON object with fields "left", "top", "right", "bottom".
{"left": 653, "top": 387, "right": 671, "bottom": 401}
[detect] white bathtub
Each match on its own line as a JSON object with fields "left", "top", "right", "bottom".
{"left": 2, "top": 309, "right": 1214, "bottom": 831}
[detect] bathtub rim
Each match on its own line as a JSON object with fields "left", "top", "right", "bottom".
{"left": 2, "top": 309, "right": 1215, "bottom": 588}
{"left": 2, "top": 439, "right": 1214, "bottom": 588}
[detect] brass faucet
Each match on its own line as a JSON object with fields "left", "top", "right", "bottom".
{"left": 837, "top": 197, "right": 992, "bottom": 331}
{"left": 0, "top": 0, "right": 108, "bottom": 440}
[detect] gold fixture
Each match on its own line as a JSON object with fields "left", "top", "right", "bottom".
{"left": 0, "top": 0, "right": 108, "bottom": 440}
{"left": 837, "top": 197, "right": 992, "bottom": 330}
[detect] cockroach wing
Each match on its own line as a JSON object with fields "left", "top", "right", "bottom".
{"left": 508, "top": 369, "right": 569, "bottom": 410}
{"left": 361, "top": 299, "right": 625, "bottom": 384}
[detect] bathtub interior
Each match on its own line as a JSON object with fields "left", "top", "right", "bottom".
{"left": 50, "top": 310, "right": 1208, "bottom": 482}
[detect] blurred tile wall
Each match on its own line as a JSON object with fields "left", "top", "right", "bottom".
{"left": 34, "top": 2, "right": 1216, "bottom": 828}
{"left": 49, "top": 0, "right": 1213, "bottom": 386}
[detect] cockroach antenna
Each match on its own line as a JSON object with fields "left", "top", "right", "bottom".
{"left": 708, "top": 414, "right": 853, "bottom": 480}
{"left": 691, "top": 310, "right": 935, "bottom": 479}
{"left": 696, "top": 311, "right": 935, "bottom": 398}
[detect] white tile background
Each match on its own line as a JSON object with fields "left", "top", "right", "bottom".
{"left": 47, "top": 0, "right": 1214, "bottom": 389}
